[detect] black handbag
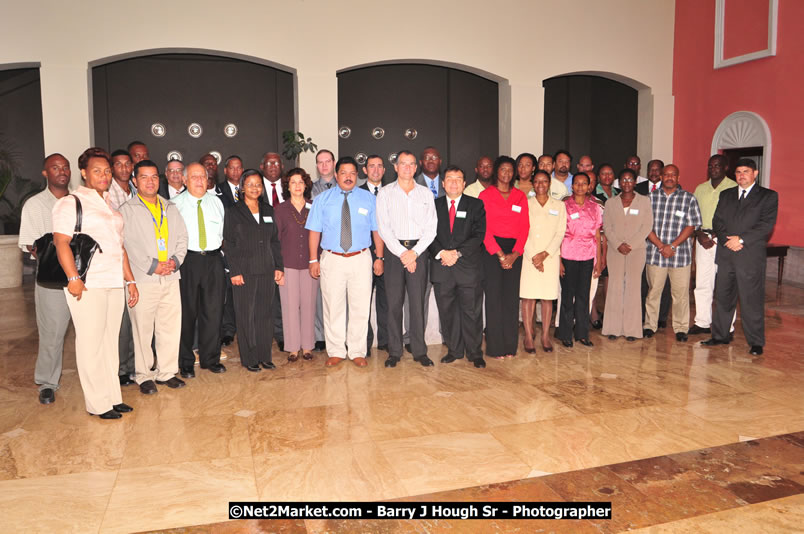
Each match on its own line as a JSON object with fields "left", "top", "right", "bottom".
{"left": 34, "top": 195, "right": 103, "bottom": 288}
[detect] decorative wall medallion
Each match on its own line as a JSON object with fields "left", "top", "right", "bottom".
{"left": 338, "top": 126, "right": 352, "bottom": 139}
{"left": 223, "top": 124, "right": 238, "bottom": 138}
{"left": 150, "top": 123, "right": 166, "bottom": 137}
{"left": 167, "top": 151, "right": 183, "bottom": 161}
{"left": 209, "top": 151, "right": 222, "bottom": 164}
{"left": 404, "top": 128, "right": 417, "bottom": 140}
{"left": 188, "top": 123, "right": 203, "bottom": 138}
{"left": 355, "top": 152, "right": 367, "bottom": 165}
{"left": 389, "top": 152, "right": 398, "bottom": 164}
{"left": 372, "top": 127, "right": 385, "bottom": 139}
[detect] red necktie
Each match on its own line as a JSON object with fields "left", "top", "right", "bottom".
{"left": 651, "top": 183, "right": 657, "bottom": 192}
{"left": 271, "top": 182, "right": 279, "bottom": 206}
{"left": 449, "top": 199, "right": 456, "bottom": 232}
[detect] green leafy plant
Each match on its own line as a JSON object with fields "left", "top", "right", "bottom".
{"left": 0, "top": 134, "right": 41, "bottom": 234}
{"left": 281, "top": 131, "right": 318, "bottom": 162}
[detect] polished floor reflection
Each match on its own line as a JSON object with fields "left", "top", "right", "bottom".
{"left": 1, "top": 278, "right": 802, "bottom": 533}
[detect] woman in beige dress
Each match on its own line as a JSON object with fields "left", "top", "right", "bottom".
{"left": 520, "top": 170, "right": 567, "bottom": 352}
{"left": 602, "top": 169, "right": 653, "bottom": 340}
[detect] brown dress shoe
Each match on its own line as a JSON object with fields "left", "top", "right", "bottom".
{"left": 352, "top": 357, "right": 367, "bottom": 367}
{"left": 326, "top": 356, "right": 343, "bottom": 367}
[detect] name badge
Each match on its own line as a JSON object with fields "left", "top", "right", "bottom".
{"left": 358, "top": 207, "right": 369, "bottom": 216}
{"left": 263, "top": 216, "right": 273, "bottom": 223}
{"left": 456, "top": 211, "right": 467, "bottom": 218}
{"left": 305, "top": 202, "right": 312, "bottom": 209}
{"left": 674, "top": 210, "right": 685, "bottom": 218}
{"left": 511, "top": 205, "right": 522, "bottom": 213}
{"left": 549, "top": 209, "right": 559, "bottom": 216}
{"left": 629, "top": 208, "right": 639, "bottom": 215}
{"left": 528, "top": 190, "right": 536, "bottom": 198}
{"left": 157, "top": 238, "right": 167, "bottom": 252}
{"left": 570, "top": 212, "right": 580, "bottom": 220}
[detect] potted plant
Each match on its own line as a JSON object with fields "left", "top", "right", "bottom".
{"left": 281, "top": 131, "right": 318, "bottom": 165}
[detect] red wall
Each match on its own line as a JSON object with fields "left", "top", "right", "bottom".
{"left": 673, "top": 0, "right": 804, "bottom": 246}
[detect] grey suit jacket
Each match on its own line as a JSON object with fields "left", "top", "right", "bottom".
{"left": 119, "top": 195, "right": 189, "bottom": 283}
{"left": 415, "top": 173, "right": 445, "bottom": 198}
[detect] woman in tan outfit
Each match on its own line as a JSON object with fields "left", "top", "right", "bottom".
{"left": 602, "top": 169, "right": 653, "bottom": 340}
{"left": 520, "top": 170, "right": 567, "bottom": 352}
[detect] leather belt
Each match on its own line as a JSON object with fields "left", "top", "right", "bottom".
{"left": 187, "top": 248, "right": 221, "bottom": 256}
{"left": 328, "top": 248, "right": 367, "bottom": 258}
{"left": 399, "top": 239, "right": 419, "bottom": 249}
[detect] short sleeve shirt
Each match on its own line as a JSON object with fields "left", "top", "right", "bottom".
{"left": 647, "top": 187, "right": 702, "bottom": 268}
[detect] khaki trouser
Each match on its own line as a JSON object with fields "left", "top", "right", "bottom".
{"left": 644, "top": 264, "right": 691, "bottom": 334}
{"left": 127, "top": 278, "right": 182, "bottom": 384}
{"left": 320, "top": 249, "right": 372, "bottom": 360}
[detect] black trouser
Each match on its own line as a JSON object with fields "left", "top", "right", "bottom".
{"left": 641, "top": 268, "right": 671, "bottom": 325}
{"left": 483, "top": 237, "right": 522, "bottom": 357}
{"left": 433, "top": 276, "right": 483, "bottom": 360}
{"left": 385, "top": 246, "right": 429, "bottom": 359}
{"left": 712, "top": 258, "right": 766, "bottom": 346}
{"left": 179, "top": 251, "right": 224, "bottom": 369}
{"left": 272, "top": 288, "right": 284, "bottom": 344}
{"left": 118, "top": 305, "right": 135, "bottom": 376}
{"left": 233, "top": 274, "right": 275, "bottom": 366}
{"left": 367, "top": 267, "right": 388, "bottom": 348}
{"left": 221, "top": 278, "right": 237, "bottom": 338}
{"left": 558, "top": 258, "right": 593, "bottom": 342}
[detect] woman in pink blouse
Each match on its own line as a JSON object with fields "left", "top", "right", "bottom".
{"left": 479, "top": 156, "right": 530, "bottom": 358}
{"left": 558, "top": 173, "right": 602, "bottom": 347}
{"left": 53, "top": 147, "right": 139, "bottom": 420}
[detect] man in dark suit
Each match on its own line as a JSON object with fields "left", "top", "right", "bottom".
{"left": 703, "top": 158, "right": 778, "bottom": 356}
{"left": 428, "top": 165, "right": 487, "bottom": 368}
{"left": 635, "top": 159, "right": 664, "bottom": 196}
{"left": 159, "top": 159, "right": 186, "bottom": 199}
{"left": 216, "top": 155, "right": 243, "bottom": 209}
{"left": 360, "top": 155, "right": 388, "bottom": 355}
{"left": 415, "top": 146, "right": 445, "bottom": 199}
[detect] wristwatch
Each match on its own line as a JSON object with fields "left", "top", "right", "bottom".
{"left": 670, "top": 245, "right": 677, "bottom": 251}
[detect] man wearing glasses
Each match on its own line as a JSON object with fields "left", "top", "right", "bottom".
{"left": 415, "top": 147, "right": 444, "bottom": 198}
{"left": 159, "top": 159, "right": 186, "bottom": 199}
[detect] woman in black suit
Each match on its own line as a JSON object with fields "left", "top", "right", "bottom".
{"left": 223, "top": 169, "right": 284, "bottom": 372}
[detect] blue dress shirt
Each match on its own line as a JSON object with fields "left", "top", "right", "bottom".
{"left": 306, "top": 185, "right": 377, "bottom": 253}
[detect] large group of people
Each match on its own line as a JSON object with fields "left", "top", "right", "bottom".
{"left": 18, "top": 142, "right": 778, "bottom": 420}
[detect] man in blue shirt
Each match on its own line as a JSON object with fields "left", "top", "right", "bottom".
{"left": 306, "top": 157, "right": 384, "bottom": 367}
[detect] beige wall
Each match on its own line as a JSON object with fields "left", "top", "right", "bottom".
{"left": 1, "top": 0, "right": 675, "bottom": 177}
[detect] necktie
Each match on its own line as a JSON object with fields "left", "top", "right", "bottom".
{"left": 739, "top": 189, "right": 746, "bottom": 204}
{"left": 651, "top": 183, "right": 657, "bottom": 192}
{"left": 271, "top": 182, "right": 279, "bottom": 206}
{"left": 234, "top": 187, "right": 240, "bottom": 202}
{"left": 197, "top": 199, "right": 207, "bottom": 250}
{"left": 430, "top": 180, "right": 438, "bottom": 198}
{"left": 340, "top": 191, "right": 352, "bottom": 252}
{"left": 373, "top": 186, "right": 378, "bottom": 196}
{"left": 449, "top": 199, "right": 456, "bottom": 232}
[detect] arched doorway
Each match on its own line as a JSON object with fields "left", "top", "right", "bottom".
{"left": 711, "top": 111, "right": 771, "bottom": 187}
{"left": 542, "top": 74, "right": 640, "bottom": 168}
{"left": 337, "top": 62, "right": 504, "bottom": 183}
{"left": 90, "top": 51, "right": 295, "bottom": 172}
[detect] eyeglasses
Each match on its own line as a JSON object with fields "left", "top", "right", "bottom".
{"left": 263, "top": 161, "right": 281, "bottom": 167}
{"left": 422, "top": 155, "right": 440, "bottom": 162}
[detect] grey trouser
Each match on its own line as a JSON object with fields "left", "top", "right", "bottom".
{"left": 34, "top": 283, "right": 71, "bottom": 391}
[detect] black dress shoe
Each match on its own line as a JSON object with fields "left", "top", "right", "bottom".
{"left": 113, "top": 403, "right": 133, "bottom": 413}
{"left": 245, "top": 364, "right": 261, "bottom": 372}
{"left": 626, "top": 336, "right": 636, "bottom": 342}
{"left": 377, "top": 344, "right": 388, "bottom": 351}
{"left": 643, "top": 329, "right": 655, "bottom": 338}
{"left": 749, "top": 345, "right": 764, "bottom": 356}
{"left": 98, "top": 410, "right": 122, "bottom": 420}
{"left": 365, "top": 349, "right": 372, "bottom": 358}
{"left": 221, "top": 335, "right": 234, "bottom": 347}
{"left": 180, "top": 367, "right": 195, "bottom": 379}
{"left": 440, "top": 354, "right": 463, "bottom": 364}
{"left": 203, "top": 363, "right": 226, "bottom": 374}
{"left": 675, "top": 332, "right": 688, "bottom": 342}
{"left": 314, "top": 340, "right": 326, "bottom": 351}
{"left": 608, "top": 335, "right": 617, "bottom": 340}
{"left": 415, "top": 355, "right": 435, "bottom": 367}
{"left": 119, "top": 375, "right": 135, "bottom": 386}
{"left": 562, "top": 339, "right": 573, "bottom": 348}
{"left": 139, "top": 380, "right": 158, "bottom": 395}
{"left": 702, "top": 337, "right": 730, "bottom": 346}
{"left": 384, "top": 357, "right": 399, "bottom": 368}
{"left": 658, "top": 320, "right": 668, "bottom": 329}
{"left": 39, "top": 388, "right": 55, "bottom": 405}
{"left": 578, "top": 338, "right": 594, "bottom": 347}
{"left": 404, "top": 343, "right": 413, "bottom": 354}
{"left": 156, "top": 377, "right": 186, "bottom": 389}
{"left": 688, "top": 325, "right": 711, "bottom": 335}
{"left": 260, "top": 361, "right": 276, "bottom": 370}
{"left": 591, "top": 320, "right": 603, "bottom": 330}
{"left": 472, "top": 358, "right": 486, "bottom": 368}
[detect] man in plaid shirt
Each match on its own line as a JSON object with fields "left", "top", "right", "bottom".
{"left": 643, "top": 164, "right": 702, "bottom": 341}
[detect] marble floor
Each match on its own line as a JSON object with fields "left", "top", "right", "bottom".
{"left": 1, "top": 277, "right": 802, "bottom": 533}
